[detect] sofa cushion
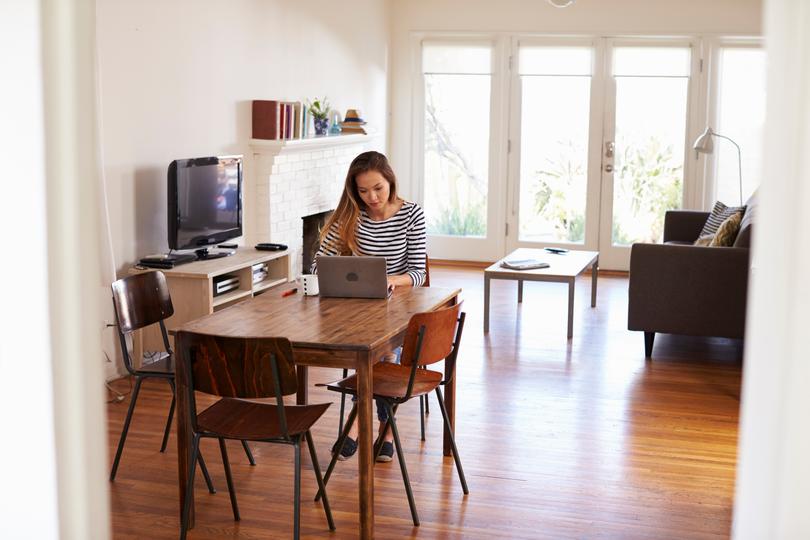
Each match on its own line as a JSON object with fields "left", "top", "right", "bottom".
{"left": 709, "top": 211, "right": 744, "bottom": 246}
{"left": 700, "top": 201, "right": 746, "bottom": 237}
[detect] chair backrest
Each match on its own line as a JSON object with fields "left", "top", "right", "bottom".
{"left": 401, "top": 302, "right": 462, "bottom": 367}
{"left": 111, "top": 271, "right": 175, "bottom": 374}
{"left": 175, "top": 332, "right": 298, "bottom": 399}
{"left": 111, "top": 271, "right": 174, "bottom": 334}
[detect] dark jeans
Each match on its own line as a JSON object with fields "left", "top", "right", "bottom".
{"left": 352, "top": 347, "right": 402, "bottom": 423}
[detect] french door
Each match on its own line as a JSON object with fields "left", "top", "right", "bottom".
{"left": 417, "top": 36, "right": 700, "bottom": 269}
{"left": 507, "top": 37, "right": 698, "bottom": 270}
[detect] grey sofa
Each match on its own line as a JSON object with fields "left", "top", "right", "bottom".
{"left": 628, "top": 204, "right": 753, "bottom": 357}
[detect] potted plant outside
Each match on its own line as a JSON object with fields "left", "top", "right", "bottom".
{"left": 308, "top": 97, "right": 330, "bottom": 136}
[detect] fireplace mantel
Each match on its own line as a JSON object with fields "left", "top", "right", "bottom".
{"left": 250, "top": 133, "right": 375, "bottom": 155}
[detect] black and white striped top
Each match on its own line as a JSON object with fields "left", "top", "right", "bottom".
{"left": 312, "top": 200, "right": 427, "bottom": 287}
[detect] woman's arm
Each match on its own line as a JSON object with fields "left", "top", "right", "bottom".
{"left": 404, "top": 204, "right": 427, "bottom": 287}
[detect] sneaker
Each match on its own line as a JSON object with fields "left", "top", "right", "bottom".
{"left": 332, "top": 437, "right": 358, "bottom": 461}
{"left": 376, "top": 441, "right": 394, "bottom": 463}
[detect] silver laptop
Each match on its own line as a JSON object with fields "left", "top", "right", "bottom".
{"left": 316, "top": 255, "right": 391, "bottom": 299}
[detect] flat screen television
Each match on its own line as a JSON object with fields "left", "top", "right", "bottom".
{"left": 168, "top": 155, "right": 243, "bottom": 251}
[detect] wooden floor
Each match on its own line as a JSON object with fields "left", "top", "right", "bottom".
{"left": 108, "top": 265, "right": 742, "bottom": 539}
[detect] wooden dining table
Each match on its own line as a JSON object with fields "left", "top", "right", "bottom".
{"left": 175, "top": 283, "right": 461, "bottom": 539}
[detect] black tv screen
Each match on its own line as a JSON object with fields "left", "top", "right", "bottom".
{"left": 168, "top": 155, "right": 243, "bottom": 250}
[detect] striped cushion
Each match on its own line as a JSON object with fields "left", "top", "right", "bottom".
{"left": 699, "top": 201, "right": 746, "bottom": 238}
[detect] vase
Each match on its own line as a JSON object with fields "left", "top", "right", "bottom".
{"left": 314, "top": 117, "right": 329, "bottom": 136}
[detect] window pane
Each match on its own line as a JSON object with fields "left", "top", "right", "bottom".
{"left": 715, "top": 47, "right": 766, "bottom": 205}
{"left": 612, "top": 76, "right": 687, "bottom": 245}
{"left": 519, "top": 46, "right": 592, "bottom": 76}
{"left": 518, "top": 75, "right": 591, "bottom": 243}
{"left": 613, "top": 46, "right": 691, "bottom": 77}
{"left": 422, "top": 42, "right": 492, "bottom": 74}
{"left": 424, "top": 73, "right": 490, "bottom": 237}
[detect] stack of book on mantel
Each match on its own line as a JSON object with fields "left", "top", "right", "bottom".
{"left": 339, "top": 109, "right": 367, "bottom": 134}
{"left": 252, "top": 100, "right": 311, "bottom": 140}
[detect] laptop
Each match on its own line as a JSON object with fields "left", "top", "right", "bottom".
{"left": 316, "top": 255, "right": 391, "bottom": 299}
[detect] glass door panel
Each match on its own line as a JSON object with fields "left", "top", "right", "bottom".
{"left": 611, "top": 76, "right": 688, "bottom": 245}
{"left": 714, "top": 46, "right": 766, "bottom": 206}
{"left": 517, "top": 46, "right": 593, "bottom": 244}
{"left": 423, "top": 72, "right": 491, "bottom": 237}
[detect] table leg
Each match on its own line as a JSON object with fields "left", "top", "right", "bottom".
{"left": 443, "top": 354, "right": 456, "bottom": 457}
{"left": 484, "top": 274, "right": 491, "bottom": 333}
{"left": 567, "top": 278, "right": 575, "bottom": 339}
{"left": 591, "top": 258, "right": 598, "bottom": 308}
{"left": 518, "top": 279, "right": 523, "bottom": 303}
{"left": 356, "top": 352, "right": 374, "bottom": 540}
{"left": 296, "top": 365, "right": 308, "bottom": 405}
{"left": 176, "top": 351, "right": 193, "bottom": 528}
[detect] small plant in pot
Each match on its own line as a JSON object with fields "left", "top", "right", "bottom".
{"left": 307, "top": 97, "right": 330, "bottom": 136}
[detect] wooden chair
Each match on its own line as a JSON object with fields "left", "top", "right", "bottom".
{"left": 318, "top": 302, "right": 468, "bottom": 526}
{"left": 175, "top": 332, "right": 335, "bottom": 540}
{"left": 109, "top": 271, "right": 254, "bottom": 485}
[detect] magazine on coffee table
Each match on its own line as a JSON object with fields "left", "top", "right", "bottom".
{"left": 500, "top": 258, "right": 550, "bottom": 271}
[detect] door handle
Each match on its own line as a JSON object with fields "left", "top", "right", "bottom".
{"left": 604, "top": 164, "right": 614, "bottom": 173}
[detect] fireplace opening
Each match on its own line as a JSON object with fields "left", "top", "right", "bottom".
{"left": 302, "top": 210, "right": 334, "bottom": 275}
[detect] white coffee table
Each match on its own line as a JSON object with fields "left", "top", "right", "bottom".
{"left": 484, "top": 248, "right": 599, "bottom": 338}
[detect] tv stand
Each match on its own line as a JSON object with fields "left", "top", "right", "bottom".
{"left": 195, "top": 248, "right": 229, "bottom": 260}
{"left": 131, "top": 248, "right": 291, "bottom": 365}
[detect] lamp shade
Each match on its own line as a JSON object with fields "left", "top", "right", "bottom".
{"left": 693, "top": 126, "right": 715, "bottom": 153}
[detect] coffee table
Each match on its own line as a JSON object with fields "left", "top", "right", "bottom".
{"left": 484, "top": 248, "right": 599, "bottom": 338}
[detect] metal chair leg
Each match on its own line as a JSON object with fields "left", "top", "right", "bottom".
{"left": 110, "top": 376, "right": 143, "bottom": 481}
{"left": 241, "top": 440, "right": 256, "bottom": 466}
{"left": 180, "top": 434, "right": 200, "bottom": 540}
{"left": 338, "top": 368, "right": 348, "bottom": 438}
{"left": 293, "top": 436, "right": 302, "bottom": 540}
{"left": 436, "top": 387, "right": 469, "bottom": 494}
{"left": 305, "top": 430, "right": 335, "bottom": 530}
{"left": 161, "top": 379, "right": 176, "bottom": 453}
{"left": 424, "top": 392, "right": 429, "bottom": 415}
{"left": 384, "top": 401, "right": 419, "bottom": 526}
{"left": 315, "top": 403, "right": 357, "bottom": 502}
{"left": 197, "top": 450, "right": 216, "bottom": 494}
{"left": 419, "top": 396, "right": 426, "bottom": 441}
{"left": 219, "top": 438, "right": 240, "bottom": 521}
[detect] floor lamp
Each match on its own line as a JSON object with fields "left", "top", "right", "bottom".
{"left": 693, "top": 126, "right": 744, "bottom": 206}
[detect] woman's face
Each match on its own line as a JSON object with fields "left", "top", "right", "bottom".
{"left": 355, "top": 170, "right": 391, "bottom": 211}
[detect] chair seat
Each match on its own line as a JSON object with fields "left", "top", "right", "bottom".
{"left": 326, "top": 362, "right": 443, "bottom": 400}
{"left": 134, "top": 355, "right": 174, "bottom": 377}
{"left": 198, "top": 398, "right": 330, "bottom": 440}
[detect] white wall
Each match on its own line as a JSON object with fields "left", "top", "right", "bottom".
{"left": 97, "top": 0, "right": 390, "bottom": 270}
{"left": 733, "top": 0, "right": 810, "bottom": 536}
{"left": 388, "top": 0, "right": 762, "bottom": 198}
{"left": 0, "top": 1, "right": 60, "bottom": 537}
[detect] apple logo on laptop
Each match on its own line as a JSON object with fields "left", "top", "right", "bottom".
{"left": 346, "top": 272, "right": 359, "bottom": 282}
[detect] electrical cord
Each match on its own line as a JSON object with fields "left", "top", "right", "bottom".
{"left": 104, "top": 350, "right": 132, "bottom": 404}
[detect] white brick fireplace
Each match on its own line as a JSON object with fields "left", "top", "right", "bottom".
{"left": 249, "top": 134, "right": 373, "bottom": 277}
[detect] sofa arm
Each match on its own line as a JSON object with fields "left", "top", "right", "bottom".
{"left": 663, "top": 210, "right": 710, "bottom": 243}
{"left": 628, "top": 243, "right": 749, "bottom": 339}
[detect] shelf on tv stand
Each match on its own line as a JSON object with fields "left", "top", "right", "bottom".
{"left": 131, "top": 248, "right": 291, "bottom": 364}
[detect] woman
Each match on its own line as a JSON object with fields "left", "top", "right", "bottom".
{"left": 312, "top": 150, "right": 427, "bottom": 462}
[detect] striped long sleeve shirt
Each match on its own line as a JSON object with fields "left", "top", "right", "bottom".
{"left": 312, "top": 200, "right": 427, "bottom": 287}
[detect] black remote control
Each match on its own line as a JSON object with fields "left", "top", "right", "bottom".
{"left": 256, "top": 242, "right": 288, "bottom": 251}
{"left": 218, "top": 243, "right": 238, "bottom": 249}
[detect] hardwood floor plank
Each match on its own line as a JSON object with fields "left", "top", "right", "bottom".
{"left": 108, "top": 267, "right": 741, "bottom": 538}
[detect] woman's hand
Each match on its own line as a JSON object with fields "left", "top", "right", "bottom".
{"left": 387, "top": 276, "right": 397, "bottom": 294}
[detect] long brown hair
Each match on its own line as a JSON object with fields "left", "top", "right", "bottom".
{"left": 319, "top": 151, "right": 401, "bottom": 255}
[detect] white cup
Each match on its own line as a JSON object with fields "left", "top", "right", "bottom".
{"left": 301, "top": 274, "right": 320, "bottom": 296}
